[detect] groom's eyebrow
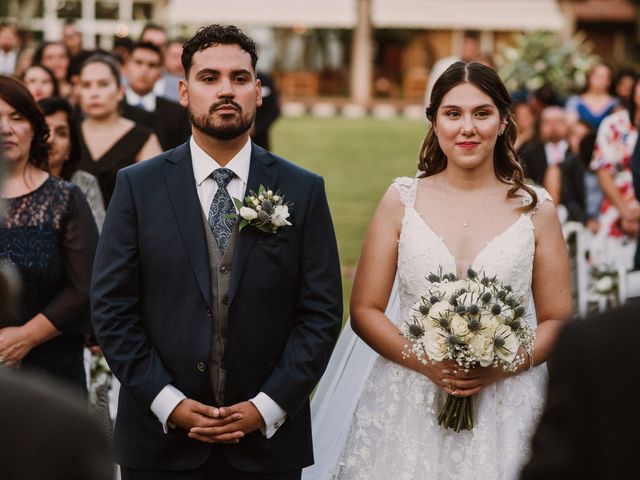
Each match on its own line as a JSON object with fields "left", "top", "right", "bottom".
{"left": 440, "top": 103, "right": 495, "bottom": 110}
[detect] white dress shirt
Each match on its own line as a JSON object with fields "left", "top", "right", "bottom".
{"left": 150, "top": 136, "right": 287, "bottom": 438}
{"left": 544, "top": 140, "right": 568, "bottom": 167}
{"left": 125, "top": 88, "right": 157, "bottom": 112}
{"left": 0, "top": 49, "right": 18, "bottom": 76}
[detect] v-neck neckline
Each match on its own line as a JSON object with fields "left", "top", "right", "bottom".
{"left": 406, "top": 206, "right": 529, "bottom": 274}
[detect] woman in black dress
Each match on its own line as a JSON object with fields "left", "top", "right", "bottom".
{"left": 77, "top": 54, "right": 161, "bottom": 206}
{"left": 0, "top": 75, "right": 98, "bottom": 390}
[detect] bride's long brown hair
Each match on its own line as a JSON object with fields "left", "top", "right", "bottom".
{"left": 419, "top": 62, "right": 537, "bottom": 213}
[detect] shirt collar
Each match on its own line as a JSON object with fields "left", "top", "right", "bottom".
{"left": 190, "top": 136, "right": 252, "bottom": 187}
{"left": 126, "top": 88, "right": 156, "bottom": 111}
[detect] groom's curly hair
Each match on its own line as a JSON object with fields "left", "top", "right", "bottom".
{"left": 419, "top": 62, "right": 537, "bottom": 213}
{"left": 181, "top": 24, "right": 258, "bottom": 76}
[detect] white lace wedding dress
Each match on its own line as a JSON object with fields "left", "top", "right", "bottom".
{"left": 305, "top": 177, "right": 551, "bottom": 480}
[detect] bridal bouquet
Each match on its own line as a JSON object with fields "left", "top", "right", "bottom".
{"left": 403, "top": 269, "right": 535, "bottom": 432}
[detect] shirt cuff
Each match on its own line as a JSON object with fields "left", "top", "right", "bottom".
{"left": 150, "top": 384, "right": 187, "bottom": 434}
{"left": 250, "top": 392, "right": 287, "bottom": 439}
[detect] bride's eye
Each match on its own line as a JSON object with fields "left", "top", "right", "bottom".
{"left": 445, "top": 111, "right": 460, "bottom": 118}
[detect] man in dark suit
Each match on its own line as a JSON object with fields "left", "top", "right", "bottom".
{"left": 91, "top": 24, "right": 342, "bottom": 480}
{"left": 121, "top": 41, "right": 191, "bottom": 150}
{"left": 518, "top": 105, "right": 568, "bottom": 187}
{"left": 251, "top": 71, "right": 280, "bottom": 150}
{"left": 521, "top": 302, "right": 640, "bottom": 480}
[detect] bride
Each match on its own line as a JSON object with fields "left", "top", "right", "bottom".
{"left": 304, "top": 62, "right": 572, "bottom": 480}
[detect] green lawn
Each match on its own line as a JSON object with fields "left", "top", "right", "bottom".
{"left": 271, "top": 116, "right": 426, "bottom": 318}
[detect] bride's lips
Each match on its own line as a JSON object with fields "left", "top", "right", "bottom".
{"left": 456, "top": 141, "right": 480, "bottom": 149}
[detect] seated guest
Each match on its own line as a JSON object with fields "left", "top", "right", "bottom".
{"left": 561, "top": 130, "right": 602, "bottom": 233}
{"left": 519, "top": 106, "right": 569, "bottom": 200}
{"left": 121, "top": 41, "right": 190, "bottom": 150}
{"left": 566, "top": 63, "right": 619, "bottom": 130}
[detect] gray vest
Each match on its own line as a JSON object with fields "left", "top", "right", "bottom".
{"left": 202, "top": 210, "right": 238, "bottom": 406}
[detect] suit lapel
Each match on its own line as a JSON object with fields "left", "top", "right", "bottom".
{"left": 163, "top": 143, "right": 212, "bottom": 308}
{"left": 229, "top": 144, "right": 277, "bottom": 303}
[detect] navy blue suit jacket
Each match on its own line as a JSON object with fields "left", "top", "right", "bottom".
{"left": 91, "top": 142, "right": 342, "bottom": 473}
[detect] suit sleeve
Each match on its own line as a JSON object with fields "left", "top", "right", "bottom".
{"left": 520, "top": 323, "right": 594, "bottom": 479}
{"left": 91, "top": 170, "right": 174, "bottom": 407}
{"left": 260, "top": 176, "right": 343, "bottom": 419}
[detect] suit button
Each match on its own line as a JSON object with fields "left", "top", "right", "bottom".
{"left": 206, "top": 308, "right": 212, "bottom": 317}
{"left": 196, "top": 362, "right": 206, "bottom": 372}
{"left": 220, "top": 265, "right": 228, "bottom": 274}
{"left": 222, "top": 296, "right": 229, "bottom": 305}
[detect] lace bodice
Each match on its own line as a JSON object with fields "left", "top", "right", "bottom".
{"left": 394, "top": 176, "right": 550, "bottom": 329}
{"left": 333, "top": 177, "right": 552, "bottom": 480}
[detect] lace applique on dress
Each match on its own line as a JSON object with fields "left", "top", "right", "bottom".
{"left": 333, "top": 177, "right": 547, "bottom": 480}
{"left": 391, "top": 176, "right": 418, "bottom": 208}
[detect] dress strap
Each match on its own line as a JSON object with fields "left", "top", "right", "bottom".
{"left": 522, "top": 185, "right": 553, "bottom": 215}
{"left": 391, "top": 177, "right": 418, "bottom": 208}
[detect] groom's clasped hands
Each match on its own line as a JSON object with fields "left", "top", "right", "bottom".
{"left": 169, "top": 398, "right": 265, "bottom": 444}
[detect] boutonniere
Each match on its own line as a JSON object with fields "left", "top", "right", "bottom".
{"left": 229, "top": 185, "right": 292, "bottom": 233}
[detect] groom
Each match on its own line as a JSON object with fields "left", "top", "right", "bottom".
{"left": 91, "top": 24, "right": 342, "bottom": 479}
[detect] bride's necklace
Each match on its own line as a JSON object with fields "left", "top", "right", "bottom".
{"left": 439, "top": 180, "right": 502, "bottom": 228}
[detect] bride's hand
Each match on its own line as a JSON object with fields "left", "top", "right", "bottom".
{"left": 436, "top": 347, "right": 530, "bottom": 397}
{"left": 417, "top": 358, "right": 461, "bottom": 394}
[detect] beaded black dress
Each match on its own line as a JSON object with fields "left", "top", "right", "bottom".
{"left": 0, "top": 176, "right": 98, "bottom": 388}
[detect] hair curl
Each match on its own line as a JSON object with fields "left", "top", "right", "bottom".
{"left": 181, "top": 24, "right": 258, "bottom": 76}
{"left": 0, "top": 75, "right": 50, "bottom": 171}
{"left": 419, "top": 62, "right": 537, "bottom": 213}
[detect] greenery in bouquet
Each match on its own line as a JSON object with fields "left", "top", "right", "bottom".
{"left": 403, "top": 268, "right": 535, "bottom": 432}
{"left": 497, "top": 31, "right": 600, "bottom": 98}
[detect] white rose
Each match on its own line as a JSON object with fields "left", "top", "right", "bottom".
{"left": 239, "top": 207, "right": 258, "bottom": 221}
{"left": 493, "top": 324, "right": 519, "bottom": 363}
{"left": 271, "top": 205, "right": 292, "bottom": 227}
{"left": 479, "top": 313, "right": 499, "bottom": 337}
{"left": 424, "top": 330, "right": 448, "bottom": 362}
{"left": 468, "top": 334, "right": 494, "bottom": 367}
{"left": 595, "top": 276, "right": 614, "bottom": 294}
{"left": 457, "top": 291, "right": 476, "bottom": 308}
{"left": 438, "top": 280, "right": 467, "bottom": 301}
{"left": 427, "top": 301, "right": 452, "bottom": 326}
{"left": 450, "top": 314, "right": 473, "bottom": 343}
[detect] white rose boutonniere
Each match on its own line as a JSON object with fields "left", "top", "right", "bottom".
{"left": 229, "top": 185, "right": 293, "bottom": 234}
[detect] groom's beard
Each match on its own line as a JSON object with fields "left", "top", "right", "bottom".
{"left": 189, "top": 99, "right": 255, "bottom": 141}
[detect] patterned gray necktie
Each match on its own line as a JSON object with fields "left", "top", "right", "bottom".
{"left": 208, "top": 168, "right": 236, "bottom": 253}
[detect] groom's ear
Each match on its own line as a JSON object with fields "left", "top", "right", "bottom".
{"left": 255, "top": 77, "right": 263, "bottom": 108}
{"left": 179, "top": 78, "right": 189, "bottom": 108}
